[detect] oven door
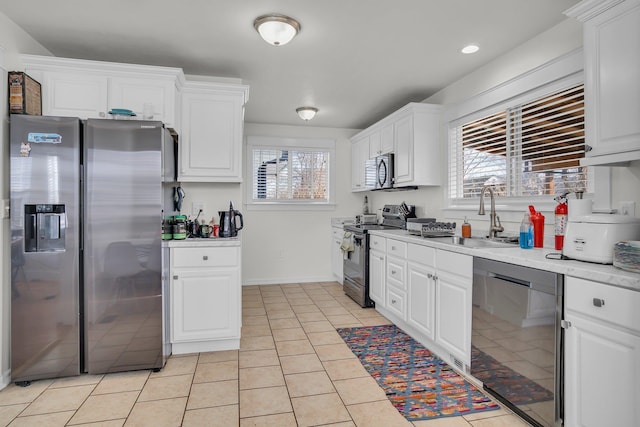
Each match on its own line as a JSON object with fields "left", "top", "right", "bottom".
{"left": 343, "top": 232, "right": 369, "bottom": 306}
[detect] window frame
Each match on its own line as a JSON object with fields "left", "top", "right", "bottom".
{"left": 443, "top": 49, "right": 611, "bottom": 218}
{"left": 245, "top": 135, "right": 336, "bottom": 211}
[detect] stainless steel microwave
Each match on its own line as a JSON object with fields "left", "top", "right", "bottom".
{"left": 374, "top": 153, "right": 394, "bottom": 189}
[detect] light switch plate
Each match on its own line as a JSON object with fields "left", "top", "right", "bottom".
{"left": 1, "top": 199, "right": 9, "bottom": 219}
{"left": 192, "top": 201, "right": 205, "bottom": 216}
{"left": 619, "top": 201, "right": 636, "bottom": 217}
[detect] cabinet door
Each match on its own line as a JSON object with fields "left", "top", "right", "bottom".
{"left": 109, "top": 77, "right": 176, "bottom": 127}
{"left": 380, "top": 122, "right": 394, "bottom": 154}
{"left": 171, "top": 268, "right": 240, "bottom": 342}
{"left": 584, "top": 0, "right": 640, "bottom": 160}
{"left": 394, "top": 114, "right": 413, "bottom": 184}
{"left": 351, "top": 137, "right": 371, "bottom": 191}
{"left": 332, "top": 227, "right": 344, "bottom": 283}
{"left": 42, "top": 71, "right": 108, "bottom": 119}
{"left": 407, "top": 262, "right": 435, "bottom": 341}
{"left": 564, "top": 314, "right": 640, "bottom": 427}
{"left": 369, "top": 131, "right": 381, "bottom": 158}
{"left": 180, "top": 89, "right": 245, "bottom": 182}
{"left": 435, "top": 269, "right": 471, "bottom": 365}
{"left": 369, "top": 249, "right": 385, "bottom": 307}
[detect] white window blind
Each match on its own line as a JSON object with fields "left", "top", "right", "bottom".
{"left": 449, "top": 84, "right": 588, "bottom": 201}
{"left": 251, "top": 149, "right": 329, "bottom": 202}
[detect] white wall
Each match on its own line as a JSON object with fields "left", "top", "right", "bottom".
{"left": 371, "top": 18, "right": 640, "bottom": 237}
{"left": 0, "top": 11, "right": 52, "bottom": 390}
{"left": 241, "top": 123, "right": 362, "bottom": 285}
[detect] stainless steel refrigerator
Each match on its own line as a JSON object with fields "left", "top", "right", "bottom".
{"left": 10, "top": 115, "right": 173, "bottom": 383}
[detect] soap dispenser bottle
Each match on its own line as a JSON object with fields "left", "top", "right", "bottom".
{"left": 519, "top": 213, "right": 533, "bottom": 249}
{"left": 461, "top": 217, "right": 471, "bottom": 238}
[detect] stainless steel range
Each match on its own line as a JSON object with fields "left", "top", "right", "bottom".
{"left": 343, "top": 204, "right": 414, "bottom": 307}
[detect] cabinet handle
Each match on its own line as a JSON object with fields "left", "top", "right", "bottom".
{"left": 173, "top": 275, "right": 178, "bottom": 280}
{"left": 391, "top": 270, "right": 397, "bottom": 275}
{"left": 427, "top": 273, "right": 433, "bottom": 279}
{"left": 592, "top": 298, "right": 605, "bottom": 307}
{"left": 391, "top": 299, "right": 397, "bottom": 304}
{"left": 203, "top": 255, "right": 208, "bottom": 261}
{"left": 585, "top": 144, "right": 593, "bottom": 153}
{"left": 433, "top": 275, "right": 438, "bottom": 282}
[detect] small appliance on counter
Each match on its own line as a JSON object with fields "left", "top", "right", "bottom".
{"left": 563, "top": 214, "right": 640, "bottom": 263}
{"left": 219, "top": 201, "right": 244, "bottom": 238}
{"left": 406, "top": 218, "right": 436, "bottom": 235}
{"left": 356, "top": 214, "right": 378, "bottom": 225}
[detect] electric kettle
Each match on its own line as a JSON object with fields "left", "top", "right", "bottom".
{"left": 219, "top": 201, "right": 244, "bottom": 238}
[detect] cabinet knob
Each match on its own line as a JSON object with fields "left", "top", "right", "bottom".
{"left": 433, "top": 275, "right": 438, "bottom": 282}
{"left": 391, "top": 270, "right": 397, "bottom": 275}
{"left": 592, "top": 298, "right": 605, "bottom": 307}
{"left": 203, "top": 255, "right": 208, "bottom": 260}
{"left": 585, "top": 144, "right": 593, "bottom": 152}
{"left": 173, "top": 275, "right": 178, "bottom": 280}
{"left": 391, "top": 246, "right": 396, "bottom": 250}
{"left": 427, "top": 273, "right": 433, "bottom": 279}
{"left": 391, "top": 299, "right": 397, "bottom": 304}
{"left": 379, "top": 256, "right": 384, "bottom": 261}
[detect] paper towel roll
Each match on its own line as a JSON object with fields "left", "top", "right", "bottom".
{"left": 568, "top": 198, "right": 592, "bottom": 221}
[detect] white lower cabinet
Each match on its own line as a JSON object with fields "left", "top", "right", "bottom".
{"left": 564, "top": 276, "right": 640, "bottom": 427}
{"left": 169, "top": 244, "right": 241, "bottom": 354}
{"left": 331, "top": 226, "right": 344, "bottom": 283}
{"left": 369, "top": 247, "right": 386, "bottom": 307}
{"left": 407, "top": 244, "right": 436, "bottom": 341}
{"left": 370, "top": 234, "right": 472, "bottom": 368}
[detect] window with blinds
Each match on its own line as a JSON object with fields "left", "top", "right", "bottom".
{"left": 251, "top": 149, "right": 329, "bottom": 201}
{"left": 449, "top": 84, "right": 587, "bottom": 200}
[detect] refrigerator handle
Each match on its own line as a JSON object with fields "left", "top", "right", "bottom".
{"left": 27, "top": 214, "right": 37, "bottom": 240}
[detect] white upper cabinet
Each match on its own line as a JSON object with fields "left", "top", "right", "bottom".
{"left": 179, "top": 81, "right": 249, "bottom": 182}
{"left": 23, "top": 55, "right": 183, "bottom": 129}
{"left": 566, "top": 0, "right": 640, "bottom": 165}
{"left": 351, "top": 135, "right": 374, "bottom": 192}
{"left": 350, "top": 102, "right": 441, "bottom": 192}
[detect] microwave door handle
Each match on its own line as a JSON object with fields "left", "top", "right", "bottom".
{"left": 377, "top": 160, "right": 387, "bottom": 187}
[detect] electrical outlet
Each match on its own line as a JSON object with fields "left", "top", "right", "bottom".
{"left": 619, "top": 201, "right": 636, "bottom": 217}
{"left": 192, "top": 201, "right": 205, "bottom": 216}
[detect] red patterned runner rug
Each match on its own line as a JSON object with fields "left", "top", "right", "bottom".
{"left": 337, "top": 324, "right": 500, "bottom": 421}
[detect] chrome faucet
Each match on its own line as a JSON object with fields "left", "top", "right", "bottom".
{"left": 478, "top": 186, "right": 504, "bottom": 239}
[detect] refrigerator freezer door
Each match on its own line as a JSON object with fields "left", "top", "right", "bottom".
{"left": 10, "top": 115, "right": 81, "bottom": 382}
{"left": 83, "top": 119, "right": 165, "bottom": 374}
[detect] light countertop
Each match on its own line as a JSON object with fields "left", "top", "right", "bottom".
{"left": 369, "top": 229, "right": 640, "bottom": 292}
{"left": 162, "top": 237, "right": 241, "bottom": 248}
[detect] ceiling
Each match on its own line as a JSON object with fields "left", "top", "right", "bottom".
{"left": 0, "top": 0, "right": 579, "bottom": 129}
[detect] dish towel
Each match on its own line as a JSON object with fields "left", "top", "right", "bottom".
{"left": 340, "top": 232, "right": 354, "bottom": 259}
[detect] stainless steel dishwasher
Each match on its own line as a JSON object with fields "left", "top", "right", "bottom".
{"left": 471, "top": 258, "right": 563, "bottom": 427}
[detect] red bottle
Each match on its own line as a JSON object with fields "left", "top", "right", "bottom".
{"left": 554, "top": 194, "right": 569, "bottom": 250}
{"left": 528, "top": 205, "right": 545, "bottom": 248}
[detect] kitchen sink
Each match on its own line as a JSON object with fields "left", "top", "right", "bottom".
{"left": 431, "top": 235, "right": 519, "bottom": 248}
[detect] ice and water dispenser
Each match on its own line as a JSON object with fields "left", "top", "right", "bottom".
{"left": 24, "top": 204, "right": 66, "bottom": 252}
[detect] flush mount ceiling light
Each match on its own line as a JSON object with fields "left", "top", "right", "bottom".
{"left": 254, "top": 14, "right": 301, "bottom": 46}
{"left": 461, "top": 44, "right": 480, "bottom": 54}
{"left": 296, "top": 106, "right": 318, "bottom": 121}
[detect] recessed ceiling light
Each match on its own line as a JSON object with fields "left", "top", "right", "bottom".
{"left": 461, "top": 44, "right": 479, "bottom": 54}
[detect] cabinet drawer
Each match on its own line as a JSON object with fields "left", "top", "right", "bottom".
{"left": 386, "top": 239, "right": 407, "bottom": 258}
{"left": 172, "top": 247, "right": 239, "bottom": 268}
{"left": 370, "top": 235, "right": 385, "bottom": 251}
{"left": 566, "top": 276, "right": 640, "bottom": 333}
{"left": 387, "top": 257, "right": 406, "bottom": 288}
{"left": 435, "top": 249, "right": 472, "bottom": 279}
{"left": 386, "top": 287, "right": 406, "bottom": 320}
{"left": 408, "top": 243, "right": 435, "bottom": 266}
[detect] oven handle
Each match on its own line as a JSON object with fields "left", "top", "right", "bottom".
{"left": 488, "top": 272, "right": 531, "bottom": 288}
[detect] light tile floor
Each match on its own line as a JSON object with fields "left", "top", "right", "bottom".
{"left": 0, "top": 281, "right": 533, "bottom": 427}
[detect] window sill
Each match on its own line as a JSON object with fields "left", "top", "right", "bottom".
{"left": 245, "top": 202, "right": 337, "bottom": 212}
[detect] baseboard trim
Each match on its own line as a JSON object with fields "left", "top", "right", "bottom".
{"left": 242, "top": 275, "right": 336, "bottom": 286}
